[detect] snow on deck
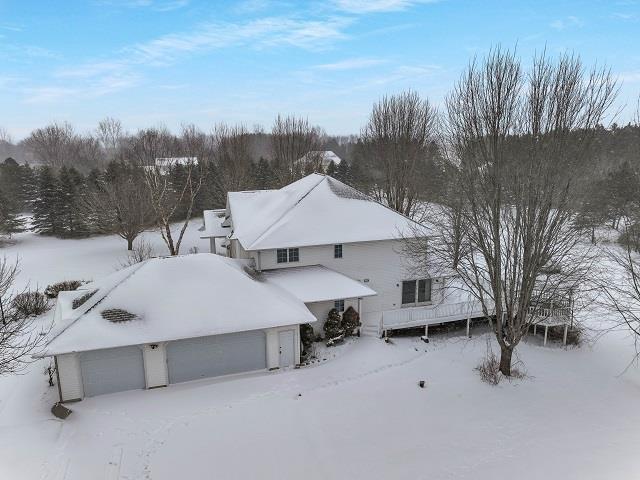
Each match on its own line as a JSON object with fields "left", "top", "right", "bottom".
{"left": 262, "top": 265, "right": 377, "bottom": 303}
{"left": 43, "top": 254, "right": 316, "bottom": 356}
{"left": 200, "top": 209, "right": 229, "bottom": 238}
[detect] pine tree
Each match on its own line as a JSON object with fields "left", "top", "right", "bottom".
{"left": 334, "top": 160, "right": 350, "bottom": 183}
{"left": 57, "top": 166, "right": 89, "bottom": 237}
{"left": 325, "top": 160, "right": 337, "bottom": 177}
{"left": 32, "top": 166, "right": 60, "bottom": 235}
{"left": 250, "top": 157, "right": 277, "bottom": 190}
{"left": 340, "top": 306, "right": 361, "bottom": 336}
{"left": 0, "top": 186, "right": 25, "bottom": 237}
{"left": 323, "top": 308, "right": 344, "bottom": 340}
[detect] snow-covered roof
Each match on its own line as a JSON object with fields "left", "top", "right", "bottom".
{"left": 227, "top": 174, "right": 423, "bottom": 250}
{"left": 298, "top": 150, "right": 342, "bottom": 165}
{"left": 263, "top": 265, "right": 377, "bottom": 303}
{"left": 41, "top": 254, "right": 315, "bottom": 356}
{"left": 201, "top": 209, "right": 229, "bottom": 238}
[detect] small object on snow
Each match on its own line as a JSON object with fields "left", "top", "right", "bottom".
{"left": 418, "top": 380, "right": 426, "bottom": 389}
{"left": 51, "top": 402, "right": 72, "bottom": 419}
{"left": 421, "top": 336, "right": 430, "bottom": 344}
{"left": 298, "top": 393, "right": 302, "bottom": 397}
{"left": 384, "top": 337, "right": 393, "bottom": 344}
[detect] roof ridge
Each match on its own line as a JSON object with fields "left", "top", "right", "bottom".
{"left": 246, "top": 174, "right": 326, "bottom": 250}
{"left": 43, "top": 260, "right": 150, "bottom": 351}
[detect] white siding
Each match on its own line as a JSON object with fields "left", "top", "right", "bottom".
{"left": 256, "top": 240, "right": 415, "bottom": 330}
{"left": 143, "top": 343, "right": 168, "bottom": 388}
{"left": 56, "top": 353, "right": 83, "bottom": 402}
{"left": 265, "top": 325, "right": 301, "bottom": 369}
{"left": 306, "top": 299, "right": 357, "bottom": 335}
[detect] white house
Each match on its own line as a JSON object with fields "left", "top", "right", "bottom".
{"left": 202, "top": 173, "right": 485, "bottom": 338}
{"left": 41, "top": 254, "right": 315, "bottom": 402}
{"left": 44, "top": 173, "right": 487, "bottom": 402}
{"left": 296, "top": 150, "right": 342, "bottom": 171}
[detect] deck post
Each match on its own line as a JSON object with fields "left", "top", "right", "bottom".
{"left": 424, "top": 324, "right": 429, "bottom": 339}
{"left": 533, "top": 324, "right": 537, "bottom": 336}
{"left": 466, "top": 317, "right": 470, "bottom": 337}
{"left": 563, "top": 324, "right": 568, "bottom": 346}
{"left": 544, "top": 325, "right": 549, "bottom": 346}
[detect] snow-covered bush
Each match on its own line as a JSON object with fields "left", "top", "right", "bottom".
{"left": 341, "top": 306, "right": 361, "bottom": 336}
{"left": 323, "top": 308, "right": 344, "bottom": 345}
{"left": 300, "top": 323, "right": 315, "bottom": 356}
{"left": 44, "top": 280, "right": 84, "bottom": 299}
{"left": 476, "top": 340, "right": 525, "bottom": 385}
{"left": 11, "top": 290, "right": 50, "bottom": 318}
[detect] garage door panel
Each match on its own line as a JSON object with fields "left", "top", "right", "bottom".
{"left": 167, "top": 331, "right": 266, "bottom": 384}
{"left": 80, "top": 346, "right": 145, "bottom": 397}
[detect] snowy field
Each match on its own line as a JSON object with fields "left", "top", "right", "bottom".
{"left": 1, "top": 223, "right": 640, "bottom": 479}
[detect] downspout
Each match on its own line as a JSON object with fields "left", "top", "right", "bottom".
{"left": 54, "top": 356, "right": 63, "bottom": 403}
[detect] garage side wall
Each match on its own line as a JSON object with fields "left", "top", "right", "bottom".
{"left": 56, "top": 353, "right": 83, "bottom": 402}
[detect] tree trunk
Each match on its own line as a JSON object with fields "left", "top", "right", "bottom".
{"left": 499, "top": 346, "right": 513, "bottom": 376}
{"left": 127, "top": 237, "right": 134, "bottom": 251}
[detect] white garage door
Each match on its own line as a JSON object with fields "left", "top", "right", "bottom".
{"left": 80, "top": 346, "right": 146, "bottom": 397}
{"left": 167, "top": 330, "right": 267, "bottom": 384}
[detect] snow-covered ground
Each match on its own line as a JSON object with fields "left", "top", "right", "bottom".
{"left": 1, "top": 224, "right": 639, "bottom": 480}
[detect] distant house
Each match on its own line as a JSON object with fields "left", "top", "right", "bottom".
{"left": 297, "top": 150, "right": 342, "bottom": 172}
{"left": 148, "top": 157, "right": 198, "bottom": 174}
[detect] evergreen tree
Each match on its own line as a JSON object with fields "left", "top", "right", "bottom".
{"left": 325, "top": 160, "right": 337, "bottom": 177}
{"left": 0, "top": 186, "right": 25, "bottom": 237}
{"left": 334, "top": 160, "right": 350, "bottom": 183}
{"left": 32, "top": 166, "right": 60, "bottom": 235}
{"left": 340, "top": 306, "right": 361, "bottom": 336}
{"left": 250, "top": 157, "right": 277, "bottom": 190}
{"left": 323, "top": 308, "right": 344, "bottom": 340}
{"left": 57, "top": 166, "right": 89, "bottom": 237}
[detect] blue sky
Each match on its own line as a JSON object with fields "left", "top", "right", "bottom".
{"left": 1, "top": 0, "right": 639, "bottom": 139}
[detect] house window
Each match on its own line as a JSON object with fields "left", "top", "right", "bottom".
{"left": 277, "top": 249, "right": 288, "bottom": 264}
{"left": 335, "top": 299, "right": 345, "bottom": 312}
{"left": 334, "top": 244, "right": 343, "bottom": 259}
{"left": 288, "top": 248, "right": 299, "bottom": 262}
{"left": 402, "top": 279, "right": 432, "bottom": 306}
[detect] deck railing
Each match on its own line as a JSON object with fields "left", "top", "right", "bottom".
{"left": 382, "top": 300, "right": 488, "bottom": 331}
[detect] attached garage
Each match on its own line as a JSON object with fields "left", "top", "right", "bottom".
{"left": 80, "top": 346, "right": 146, "bottom": 397}
{"left": 42, "top": 254, "right": 316, "bottom": 402}
{"left": 167, "top": 330, "right": 267, "bottom": 384}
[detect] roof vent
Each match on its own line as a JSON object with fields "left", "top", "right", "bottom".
{"left": 101, "top": 308, "right": 138, "bottom": 323}
{"left": 72, "top": 289, "right": 98, "bottom": 309}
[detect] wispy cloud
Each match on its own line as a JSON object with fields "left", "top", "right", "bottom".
{"left": 24, "top": 72, "right": 140, "bottom": 103}
{"left": 332, "top": 0, "right": 437, "bottom": 14}
{"left": 313, "top": 57, "right": 386, "bottom": 70}
{"left": 611, "top": 12, "right": 638, "bottom": 21}
{"left": 619, "top": 71, "right": 640, "bottom": 83}
{"left": 549, "top": 16, "right": 584, "bottom": 31}
{"left": 0, "top": 43, "right": 60, "bottom": 61}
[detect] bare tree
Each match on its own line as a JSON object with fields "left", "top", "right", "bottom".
{"left": 85, "top": 162, "right": 154, "bottom": 250}
{"left": 143, "top": 125, "right": 206, "bottom": 255}
{"left": 412, "top": 49, "right": 617, "bottom": 376}
{"left": 271, "top": 114, "right": 323, "bottom": 184}
{"left": 360, "top": 91, "right": 439, "bottom": 218}
{"left": 212, "top": 123, "right": 253, "bottom": 193}
{"left": 0, "top": 257, "right": 50, "bottom": 375}
{"left": 96, "top": 117, "right": 125, "bottom": 161}
{"left": 22, "top": 122, "right": 77, "bottom": 168}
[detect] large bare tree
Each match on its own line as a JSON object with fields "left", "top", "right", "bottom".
{"left": 22, "top": 122, "right": 77, "bottom": 168}
{"left": 361, "top": 90, "right": 439, "bottom": 218}
{"left": 271, "top": 114, "right": 323, "bottom": 184}
{"left": 212, "top": 123, "right": 253, "bottom": 193}
{"left": 142, "top": 125, "right": 206, "bottom": 256}
{"left": 417, "top": 49, "right": 616, "bottom": 375}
